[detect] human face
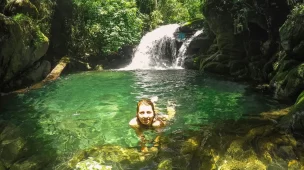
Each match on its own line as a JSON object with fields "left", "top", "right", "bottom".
{"left": 137, "top": 104, "right": 154, "bottom": 125}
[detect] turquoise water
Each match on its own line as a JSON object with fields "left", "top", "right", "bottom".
{"left": 0, "top": 70, "right": 282, "bottom": 167}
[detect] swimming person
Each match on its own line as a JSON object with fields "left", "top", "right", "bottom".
{"left": 129, "top": 97, "right": 176, "bottom": 152}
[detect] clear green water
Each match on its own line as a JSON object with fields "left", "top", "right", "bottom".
{"left": 0, "top": 70, "right": 282, "bottom": 166}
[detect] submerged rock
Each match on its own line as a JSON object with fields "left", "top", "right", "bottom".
{"left": 68, "top": 145, "right": 157, "bottom": 169}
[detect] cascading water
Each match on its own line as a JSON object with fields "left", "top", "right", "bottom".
{"left": 173, "top": 29, "right": 204, "bottom": 67}
{"left": 122, "top": 24, "right": 180, "bottom": 70}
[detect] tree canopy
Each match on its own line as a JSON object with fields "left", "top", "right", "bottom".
{"left": 70, "top": 0, "right": 203, "bottom": 57}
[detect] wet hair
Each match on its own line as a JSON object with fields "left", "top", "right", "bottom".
{"left": 136, "top": 99, "right": 156, "bottom": 129}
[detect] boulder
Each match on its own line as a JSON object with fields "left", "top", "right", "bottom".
{"left": 279, "top": 4, "right": 304, "bottom": 55}
{"left": 0, "top": 13, "right": 49, "bottom": 92}
{"left": 4, "top": 0, "right": 38, "bottom": 18}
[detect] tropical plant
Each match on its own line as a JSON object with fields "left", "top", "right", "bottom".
{"left": 70, "top": 0, "right": 143, "bottom": 57}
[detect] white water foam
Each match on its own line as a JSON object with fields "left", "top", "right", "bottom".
{"left": 121, "top": 24, "right": 180, "bottom": 70}
{"left": 173, "top": 29, "right": 204, "bottom": 67}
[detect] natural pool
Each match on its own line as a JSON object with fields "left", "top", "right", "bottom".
{"left": 0, "top": 69, "right": 295, "bottom": 169}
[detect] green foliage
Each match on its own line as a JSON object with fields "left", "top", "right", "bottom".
{"left": 150, "top": 10, "right": 163, "bottom": 29}
{"left": 158, "top": 0, "right": 203, "bottom": 24}
{"left": 159, "top": 0, "right": 190, "bottom": 24}
{"left": 289, "top": 3, "right": 304, "bottom": 18}
{"left": 135, "top": 0, "right": 203, "bottom": 30}
{"left": 31, "top": 0, "right": 55, "bottom": 37}
{"left": 70, "top": 0, "right": 143, "bottom": 56}
{"left": 136, "top": 0, "right": 156, "bottom": 14}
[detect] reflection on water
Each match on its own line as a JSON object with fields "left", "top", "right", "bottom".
{"left": 0, "top": 70, "right": 287, "bottom": 169}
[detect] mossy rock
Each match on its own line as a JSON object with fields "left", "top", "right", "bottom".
{"left": 229, "top": 60, "right": 248, "bottom": 78}
{"left": 270, "top": 63, "right": 304, "bottom": 99}
{"left": 10, "top": 155, "right": 48, "bottom": 170}
{"left": 180, "top": 18, "right": 205, "bottom": 33}
{"left": 279, "top": 4, "right": 304, "bottom": 52}
{"left": 4, "top": 0, "right": 38, "bottom": 18}
{"left": 0, "top": 12, "right": 49, "bottom": 91}
{"left": 68, "top": 145, "right": 156, "bottom": 169}
{"left": 0, "top": 137, "right": 28, "bottom": 169}
{"left": 293, "top": 91, "right": 304, "bottom": 113}
{"left": 203, "top": 62, "right": 230, "bottom": 75}
{"left": 157, "top": 159, "right": 172, "bottom": 170}
{"left": 180, "top": 137, "right": 199, "bottom": 155}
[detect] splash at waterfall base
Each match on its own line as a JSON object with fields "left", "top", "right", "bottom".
{"left": 122, "top": 24, "right": 181, "bottom": 70}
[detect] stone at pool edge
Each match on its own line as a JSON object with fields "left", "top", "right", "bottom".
{"left": 68, "top": 145, "right": 157, "bottom": 169}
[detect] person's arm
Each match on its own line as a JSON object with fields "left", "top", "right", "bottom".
{"left": 166, "top": 103, "right": 176, "bottom": 121}
{"left": 129, "top": 118, "right": 148, "bottom": 152}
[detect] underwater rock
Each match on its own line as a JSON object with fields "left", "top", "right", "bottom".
{"left": 276, "top": 146, "right": 297, "bottom": 160}
{"left": 180, "top": 137, "right": 199, "bottom": 154}
{"left": 0, "top": 161, "right": 5, "bottom": 170}
{"left": 68, "top": 145, "right": 155, "bottom": 169}
{"left": 0, "top": 137, "right": 28, "bottom": 168}
{"left": 157, "top": 159, "right": 172, "bottom": 170}
{"left": 266, "top": 161, "right": 287, "bottom": 170}
{"left": 217, "top": 157, "right": 266, "bottom": 170}
{"left": 10, "top": 155, "right": 47, "bottom": 170}
{"left": 75, "top": 157, "right": 112, "bottom": 170}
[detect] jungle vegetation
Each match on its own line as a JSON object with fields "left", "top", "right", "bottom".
{"left": 69, "top": 0, "right": 204, "bottom": 58}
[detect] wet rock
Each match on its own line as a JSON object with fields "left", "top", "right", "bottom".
{"left": 8, "top": 60, "right": 51, "bottom": 89}
{"left": 203, "top": 62, "right": 230, "bottom": 75}
{"left": 0, "top": 123, "right": 21, "bottom": 142}
{"left": 178, "top": 19, "right": 205, "bottom": 35}
{"left": 276, "top": 146, "right": 297, "bottom": 160}
{"left": 270, "top": 63, "right": 304, "bottom": 100}
{"left": 288, "top": 160, "right": 303, "bottom": 170}
{"left": 0, "top": 137, "right": 28, "bottom": 168}
{"left": 10, "top": 155, "right": 47, "bottom": 170}
{"left": 157, "top": 159, "right": 172, "bottom": 170}
{"left": 219, "top": 158, "right": 266, "bottom": 170}
{"left": 260, "top": 107, "right": 290, "bottom": 120}
{"left": 280, "top": 4, "right": 304, "bottom": 54}
{"left": 229, "top": 60, "right": 248, "bottom": 78}
{"left": 0, "top": 161, "right": 5, "bottom": 170}
{"left": 0, "top": 13, "right": 50, "bottom": 92}
{"left": 267, "top": 161, "right": 287, "bottom": 170}
{"left": 293, "top": 40, "right": 304, "bottom": 57}
{"left": 180, "top": 137, "right": 199, "bottom": 154}
{"left": 183, "top": 56, "right": 200, "bottom": 70}
{"left": 68, "top": 145, "right": 153, "bottom": 169}
{"left": 4, "top": 0, "right": 38, "bottom": 18}
{"left": 75, "top": 157, "right": 112, "bottom": 170}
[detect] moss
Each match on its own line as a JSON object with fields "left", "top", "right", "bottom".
{"left": 157, "top": 159, "right": 172, "bottom": 170}
{"left": 12, "top": 13, "right": 33, "bottom": 30}
{"left": 34, "top": 28, "right": 48, "bottom": 48}
{"left": 292, "top": 91, "right": 304, "bottom": 113}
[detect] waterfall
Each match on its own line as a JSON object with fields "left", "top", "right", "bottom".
{"left": 122, "top": 24, "right": 180, "bottom": 70}
{"left": 173, "top": 29, "right": 204, "bottom": 67}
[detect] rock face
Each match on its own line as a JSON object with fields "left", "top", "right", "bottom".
{"left": 0, "top": 0, "right": 54, "bottom": 92}
{"left": 195, "top": 0, "right": 304, "bottom": 102}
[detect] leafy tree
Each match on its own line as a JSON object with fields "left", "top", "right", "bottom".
{"left": 70, "top": 0, "right": 143, "bottom": 57}
{"left": 138, "top": 0, "right": 203, "bottom": 30}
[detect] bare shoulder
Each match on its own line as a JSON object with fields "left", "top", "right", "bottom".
{"left": 129, "top": 117, "right": 139, "bottom": 128}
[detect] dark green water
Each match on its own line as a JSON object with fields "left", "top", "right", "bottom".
{"left": 0, "top": 70, "right": 283, "bottom": 168}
